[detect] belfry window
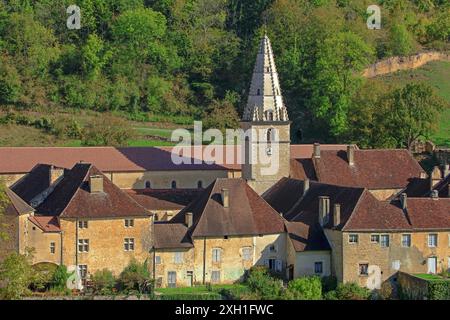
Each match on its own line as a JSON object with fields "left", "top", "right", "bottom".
{"left": 257, "top": 89, "right": 261, "bottom": 96}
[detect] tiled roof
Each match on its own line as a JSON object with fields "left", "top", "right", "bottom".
{"left": 36, "top": 163, "right": 150, "bottom": 218}
{"left": 4, "top": 188, "right": 34, "bottom": 215}
{"left": 171, "top": 178, "right": 286, "bottom": 237}
{"left": 28, "top": 216, "right": 60, "bottom": 232}
{"left": 312, "top": 149, "right": 425, "bottom": 189}
{"left": 126, "top": 189, "right": 201, "bottom": 211}
{"left": 153, "top": 223, "right": 193, "bottom": 249}
{"left": 0, "top": 145, "right": 347, "bottom": 174}
{"left": 285, "top": 221, "right": 330, "bottom": 252}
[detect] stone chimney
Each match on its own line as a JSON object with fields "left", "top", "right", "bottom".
{"left": 185, "top": 212, "right": 193, "bottom": 228}
{"left": 430, "top": 166, "right": 442, "bottom": 190}
{"left": 313, "top": 143, "right": 321, "bottom": 159}
{"left": 50, "top": 165, "right": 64, "bottom": 185}
{"left": 400, "top": 193, "right": 407, "bottom": 210}
{"left": 333, "top": 203, "right": 341, "bottom": 227}
{"left": 89, "top": 175, "right": 104, "bottom": 193}
{"left": 318, "top": 196, "right": 330, "bottom": 226}
{"left": 303, "top": 179, "right": 310, "bottom": 196}
{"left": 347, "top": 145, "right": 355, "bottom": 166}
{"left": 431, "top": 190, "right": 439, "bottom": 200}
{"left": 221, "top": 188, "right": 229, "bottom": 208}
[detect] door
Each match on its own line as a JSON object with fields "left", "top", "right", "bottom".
{"left": 187, "top": 271, "right": 193, "bottom": 287}
{"left": 168, "top": 271, "right": 177, "bottom": 288}
{"left": 427, "top": 257, "right": 437, "bottom": 274}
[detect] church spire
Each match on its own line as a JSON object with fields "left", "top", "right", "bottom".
{"left": 242, "top": 35, "right": 289, "bottom": 122}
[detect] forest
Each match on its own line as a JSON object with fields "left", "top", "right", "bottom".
{"left": 0, "top": 0, "right": 449, "bottom": 147}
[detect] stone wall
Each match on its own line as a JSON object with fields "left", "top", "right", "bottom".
{"left": 397, "top": 272, "right": 429, "bottom": 300}
{"left": 362, "top": 51, "right": 450, "bottom": 78}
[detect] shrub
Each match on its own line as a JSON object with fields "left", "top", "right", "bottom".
{"left": 51, "top": 265, "right": 72, "bottom": 292}
{"left": 91, "top": 269, "right": 116, "bottom": 295}
{"left": 245, "top": 266, "right": 283, "bottom": 300}
{"left": 321, "top": 276, "right": 337, "bottom": 293}
{"left": 325, "top": 282, "right": 370, "bottom": 300}
{"left": 30, "top": 262, "right": 58, "bottom": 292}
{"left": 428, "top": 280, "right": 450, "bottom": 300}
{"left": 0, "top": 251, "right": 35, "bottom": 299}
{"left": 285, "top": 276, "right": 322, "bottom": 300}
{"left": 81, "top": 116, "right": 136, "bottom": 146}
{"left": 118, "top": 259, "right": 153, "bottom": 295}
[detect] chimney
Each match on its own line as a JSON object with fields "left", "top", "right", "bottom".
{"left": 49, "top": 165, "right": 64, "bottom": 185}
{"left": 431, "top": 190, "right": 439, "bottom": 200}
{"left": 89, "top": 175, "right": 104, "bottom": 193}
{"left": 318, "top": 196, "right": 330, "bottom": 226}
{"left": 303, "top": 179, "right": 310, "bottom": 196}
{"left": 313, "top": 143, "right": 321, "bottom": 159}
{"left": 347, "top": 145, "right": 355, "bottom": 166}
{"left": 185, "top": 212, "right": 193, "bottom": 228}
{"left": 221, "top": 188, "right": 229, "bottom": 208}
{"left": 333, "top": 203, "right": 341, "bottom": 227}
{"left": 400, "top": 193, "right": 407, "bottom": 210}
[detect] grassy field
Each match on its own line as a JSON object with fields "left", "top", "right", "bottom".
{"left": 371, "top": 60, "right": 450, "bottom": 147}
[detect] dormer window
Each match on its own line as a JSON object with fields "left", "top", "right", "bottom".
{"left": 145, "top": 181, "right": 151, "bottom": 189}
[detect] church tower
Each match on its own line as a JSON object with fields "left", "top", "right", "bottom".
{"left": 241, "top": 35, "right": 291, "bottom": 195}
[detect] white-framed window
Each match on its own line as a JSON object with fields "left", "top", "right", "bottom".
{"left": 242, "top": 247, "right": 252, "bottom": 261}
{"left": 314, "top": 262, "right": 323, "bottom": 274}
{"left": 370, "top": 234, "right": 380, "bottom": 243}
{"left": 50, "top": 242, "right": 56, "bottom": 254}
{"left": 155, "top": 256, "right": 161, "bottom": 265}
{"left": 359, "top": 263, "right": 369, "bottom": 276}
{"left": 402, "top": 234, "right": 411, "bottom": 247}
{"left": 78, "top": 220, "right": 88, "bottom": 229}
{"left": 428, "top": 234, "right": 438, "bottom": 247}
{"left": 124, "top": 219, "right": 134, "bottom": 228}
{"left": 212, "top": 248, "right": 221, "bottom": 262}
{"left": 78, "top": 265, "right": 88, "bottom": 279}
{"left": 348, "top": 234, "right": 359, "bottom": 244}
{"left": 392, "top": 260, "right": 401, "bottom": 271}
{"left": 167, "top": 271, "right": 176, "bottom": 288}
{"left": 174, "top": 252, "right": 183, "bottom": 264}
{"left": 78, "top": 239, "right": 89, "bottom": 252}
{"left": 124, "top": 238, "right": 135, "bottom": 251}
{"left": 380, "top": 235, "right": 390, "bottom": 247}
{"left": 211, "top": 271, "right": 221, "bottom": 283}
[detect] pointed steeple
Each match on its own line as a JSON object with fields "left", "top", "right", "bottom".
{"left": 243, "top": 35, "right": 289, "bottom": 122}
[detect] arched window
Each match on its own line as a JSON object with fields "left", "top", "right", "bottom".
{"left": 245, "top": 136, "right": 250, "bottom": 166}
{"left": 171, "top": 180, "right": 177, "bottom": 189}
{"left": 257, "top": 89, "right": 261, "bottom": 96}
{"left": 145, "top": 181, "right": 151, "bottom": 189}
{"left": 197, "top": 180, "right": 203, "bottom": 189}
{"left": 267, "top": 111, "right": 274, "bottom": 121}
{"left": 267, "top": 128, "right": 276, "bottom": 145}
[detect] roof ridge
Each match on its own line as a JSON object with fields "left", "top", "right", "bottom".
{"left": 340, "top": 188, "right": 368, "bottom": 231}
{"left": 59, "top": 164, "right": 93, "bottom": 217}
{"left": 190, "top": 179, "right": 218, "bottom": 236}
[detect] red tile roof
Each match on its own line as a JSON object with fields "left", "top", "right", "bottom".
{"left": 0, "top": 145, "right": 347, "bottom": 174}
{"left": 28, "top": 216, "right": 60, "bottom": 232}
{"left": 36, "top": 163, "right": 150, "bottom": 218}
{"left": 153, "top": 223, "right": 193, "bottom": 249}
{"left": 126, "top": 189, "right": 201, "bottom": 211}
{"left": 4, "top": 188, "right": 34, "bottom": 215}
{"left": 313, "top": 149, "right": 425, "bottom": 189}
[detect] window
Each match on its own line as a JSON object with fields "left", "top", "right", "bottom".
{"left": 197, "top": 180, "right": 203, "bottom": 189}
{"left": 359, "top": 264, "right": 369, "bottom": 276}
{"left": 380, "top": 235, "right": 390, "bottom": 247}
{"left": 242, "top": 247, "right": 252, "bottom": 261}
{"left": 124, "top": 238, "right": 135, "bottom": 251}
{"left": 314, "top": 262, "right": 323, "bottom": 274}
{"left": 267, "top": 259, "right": 276, "bottom": 271}
{"left": 349, "top": 234, "right": 359, "bottom": 244}
{"left": 428, "top": 234, "right": 438, "bottom": 247}
{"left": 155, "top": 256, "right": 161, "bottom": 265}
{"left": 257, "top": 89, "right": 261, "bottom": 95}
{"left": 171, "top": 180, "right": 177, "bottom": 189}
{"left": 78, "top": 239, "right": 89, "bottom": 253}
{"left": 78, "top": 220, "right": 88, "bottom": 229}
{"left": 145, "top": 181, "right": 151, "bottom": 189}
{"left": 371, "top": 234, "right": 380, "bottom": 243}
{"left": 212, "top": 248, "right": 221, "bottom": 263}
{"left": 392, "top": 260, "right": 401, "bottom": 271}
{"left": 167, "top": 271, "right": 177, "bottom": 288}
{"left": 211, "top": 271, "right": 221, "bottom": 283}
{"left": 50, "top": 242, "right": 55, "bottom": 254}
{"left": 402, "top": 234, "right": 411, "bottom": 247}
{"left": 269, "top": 244, "right": 277, "bottom": 253}
{"left": 78, "top": 265, "right": 88, "bottom": 279}
{"left": 174, "top": 252, "right": 183, "bottom": 264}
{"left": 124, "top": 219, "right": 134, "bottom": 228}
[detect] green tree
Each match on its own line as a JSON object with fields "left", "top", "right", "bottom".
{"left": 0, "top": 251, "right": 36, "bottom": 299}
{"left": 285, "top": 276, "right": 322, "bottom": 300}
{"left": 245, "top": 266, "right": 283, "bottom": 299}
{"left": 389, "top": 23, "right": 415, "bottom": 56}
{"left": 81, "top": 116, "right": 137, "bottom": 146}
{"left": 324, "top": 282, "right": 370, "bottom": 300}
{"left": 91, "top": 268, "right": 116, "bottom": 295}
{"left": 0, "top": 180, "right": 9, "bottom": 240}
{"left": 118, "top": 259, "right": 153, "bottom": 294}
{"left": 81, "top": 34, "right": 111, "bottom": 79}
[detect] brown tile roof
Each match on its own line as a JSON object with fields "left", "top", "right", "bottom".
{"left": 285, "top": 221, "right": 330, "bottom": 252}
{"left": 171, "top": 178, "right": 286, "bottom": 237}
{"left": 36, "top": 163, "right": 150, "bottom": 218}
{"left": 126, "top": 189, "right": 201, "bottom": 211}
{"left": 313, "top": 149, "right": 425, "bottom": 189}
{"left": 0, "top": 145, "right": 348, "bottom": 174}
{"left": 28, "top": 216, "right": 60, "bottom": 232}
{"left": 263, "top": 177, "right": 306, "bottom": 214}
{"left": 153, "top": 223, "right": 193, "bottom": 249}
{"left": 4, "top": 188, "right": 34, "bottom": 215}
